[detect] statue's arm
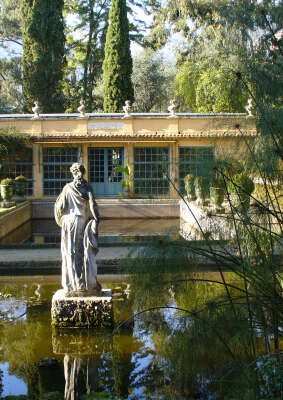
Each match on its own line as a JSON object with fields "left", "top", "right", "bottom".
{"left": 88, "top": 186, "right": 100, "bottom": 222}
{"left": 54, "top": 186, "right": 68, "bottom": 227}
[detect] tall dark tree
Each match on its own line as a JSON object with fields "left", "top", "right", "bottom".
{"left": 102, "top": 0, "right": 134, "bottom": 112}
{"left": 21, "top": 0, "right": 66, "bottom": 113}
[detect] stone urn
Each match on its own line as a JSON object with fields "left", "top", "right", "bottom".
{"left": 210, "top": 187, "right": 225, "bottom": 212}
{"left": 14, "top": 176, "right": 27, "bottom": 199}
{"left": 195, "top": 176, "right": 209, "bottom": 206}
{"left": 230, "top": 192, "right": 251, "bottom": 213}
{"left": 0, "top": 178, "right": 13, "bottom": 201}
{"left": 184, "top": 173, "right": 196, "bottom": 201}
{"left": 0, "top": 178, "right": 15, "bottom": 208}
{"left": 228, "top": 173, "right": 255, "bottom": 213}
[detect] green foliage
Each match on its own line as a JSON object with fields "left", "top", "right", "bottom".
{"left": 0, "top": 0, "right": 23, "bottom": 113}
{"left": 14, "top": 175, "right": 27, "bottom": 182}
{"left": 174, "top": 59, "right": 199, "bottom": 111}
{"left": 211, "top": 174, "right": 225, "bottom": 189}
{"left": 63, "top": 0, "right": 110, "bottom": 112}
{"left": 21, "top": 0, "right": 66, "bottom": 113}
{"left": 228, "top": 173, "right": 255, "bottom": 195}
{"left": 102, "top": 0, "right": 134, "bottom": 112}
{"left": 0, "top": 128, "right": 30, "bottom": 161}
{"left": 0, "top": 178, "right": 13, "bottom": 186}
{"left": 132, "top": 49, "right": 174, "bottom": 112}
{"left": 183, "top": 173, "right": 195, "bottom": 184}
{"left": 114, "top": 164, "right": 133, "bottom": 198}
{"left": 255, "top": 353, "right": 283, "bottom": 399}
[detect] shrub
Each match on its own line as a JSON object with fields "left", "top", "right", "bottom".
{"left": 228, "top": 173, "right": 255, "bottom": 195}
{"left": 0, "top": 178, "right": 13, "bottom": 186}
{"left": 15, "top": 175, "right": 27, "bottom": 182}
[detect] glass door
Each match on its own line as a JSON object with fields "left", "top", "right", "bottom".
{"left": 88, "top": 147, "right": 124, "bottom": 196}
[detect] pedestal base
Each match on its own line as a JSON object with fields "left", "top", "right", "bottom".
{"left": 51, "top": 289, "right": 113, "bottom": 328}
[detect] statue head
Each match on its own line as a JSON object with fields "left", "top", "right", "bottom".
{"left": 70, "top": 163, "right": 85, "bottom": 185}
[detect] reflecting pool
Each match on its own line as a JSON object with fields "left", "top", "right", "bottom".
{"left": 0, "top": 271, "right": 261, "bottom": 400}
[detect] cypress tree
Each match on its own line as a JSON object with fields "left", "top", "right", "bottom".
{"left": 21, "top": 0, "right": 66, "bottom": 113}
{"left": 102, "top": 0, "right": 134, "bottom": 112}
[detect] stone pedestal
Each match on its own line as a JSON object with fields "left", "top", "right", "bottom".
{"left": 51, "top": 289, "right": 113, "bottom": 328}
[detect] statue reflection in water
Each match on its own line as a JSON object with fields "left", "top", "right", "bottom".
{"left": 64, "top": 355, "right": 100, "bottom": 400}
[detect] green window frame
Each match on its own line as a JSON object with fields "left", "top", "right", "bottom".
{"left": 42, "top": 147, "right": 79, "bottom": 196}
{"left": 134, "top": 147, "right": 170, "bottom": 196}
{"left": 179, "top": 146, "right": 214, "bottom": 193}
{"left": 0, "top": 148, "right": 33, "bottom": 195}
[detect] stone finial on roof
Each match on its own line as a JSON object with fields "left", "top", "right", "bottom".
{"left": 245, "top": 98, "right": 254, "bottom": 117}
{"left": 168, "top": 100, "right": 177, "bottom": 118}
{"left": 123, "top": 100, "right": 131, "bottom": 118}
{"left": 32, "top": 101, "right": 41, "bottom": 119}
{"left": 78, "top": 99, "right": 87, "bottom": 118}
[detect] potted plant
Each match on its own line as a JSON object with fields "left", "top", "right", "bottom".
{"left": 14, "top": 175, "right": 27, "bottom": 198}
{"left": 228, "top": 173, "right": 255, "bottom": 213}
{"left": 0, "top": 178, "right": 14, "bottom": 202}
{"left": 183, "top": 173, "right": 196, "bottom": 201}
{"left": 195, "top": 176, "right": 209, "bottom": 206}
{"left": 114, "top": 165, "right": 134, "bottom": 198}
{"left": 210, "top": 174, "right": 226, "bottom": 212}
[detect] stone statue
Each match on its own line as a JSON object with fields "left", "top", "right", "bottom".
{"left": 78, "top": 100, "right": 86, "bottom": 118}
{"left": 54, "top": 162, "right": 101, "bottom": 294}
{"left": 168, "top": 100, "right": 177, "bottom": 118}
{"left": 123, "top": 100, "right": 131, "bottom": 118}
{"left": 32, "top": 101, "right": 41, "bottom": 119}
{"left": 245, "top": 98, "right": 254, "bottom": 117}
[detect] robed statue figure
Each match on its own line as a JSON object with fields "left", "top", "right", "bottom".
{"left": 54, "top": 162, "right": 101, "bottom": 294}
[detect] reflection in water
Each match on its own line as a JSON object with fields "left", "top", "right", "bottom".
{"left": 64, "top": 355, "right": 97, "bottom": 400}
{"left": 0, "top": 273, "right": 272, "bottom": 399}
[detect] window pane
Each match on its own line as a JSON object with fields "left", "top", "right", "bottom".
{"left": 43, "top": 147, "right": 78, "bottom": 196}
{"left": 0, "top": 148, "right": 33, "bottom": 195}
{"left": 179, "top": 147, "right": 214, "bottom": 193}
{"left": 134, "top": 147, "right": 170, "bottom": 196}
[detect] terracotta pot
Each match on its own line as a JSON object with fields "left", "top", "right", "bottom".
{"left": 0, "top": 185, "right": 13, "bottom": 201}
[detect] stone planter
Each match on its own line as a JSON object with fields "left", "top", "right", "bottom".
{"left": 14, "top": 179, "right": 27, "bottom": 202}
{"left": 230, "top": 192, "right": 250, "bottom": 213}
{"left": 0, "top": 185, "right": 15, "bottom": 208}
{"left": 0, "top": 185, "right": 13, "bottom": 201}
{"left": 210, "top": 187, "right": 225, "bottom": 212}
{"left": 184, "top": 174, "right": 196, "bottom": 201}
{"left": 195, "top": 177, "right": 209, "bottom": 206}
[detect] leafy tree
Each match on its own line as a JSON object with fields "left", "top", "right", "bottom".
{"left": 102, "top": 0, "right": 134, "bottom": 112}
{"left": 21, "top": 0, "right": 66, "bottom": 113}
{"left": 0, "top": 128, "right": 30, "bottom": 162}
{"left": 132, "top": 49, "right": 175, "bottom": 112}
{"left": 63, "top": 0, "right": 110, "bottom": 112}
{"left": 0, "top": 0, "right": 23, "bottom": 113}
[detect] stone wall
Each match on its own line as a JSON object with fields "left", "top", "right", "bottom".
{"left": 0, "top": 201, "right": 32, "bottom": 240}
{"left": 32, "top": 198, "right": 180, "bottom": 219}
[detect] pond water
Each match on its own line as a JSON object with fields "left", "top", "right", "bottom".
{"left": 0, "top": 272, "right": 247, "bottom": 400}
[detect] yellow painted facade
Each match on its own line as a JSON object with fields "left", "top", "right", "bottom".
{"left": 0, "top": 114, "right": 257, "bottom": 199}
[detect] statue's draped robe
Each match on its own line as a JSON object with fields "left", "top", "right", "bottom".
{"left": 54, "top": 182, "right": 99, "bottom": 292}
